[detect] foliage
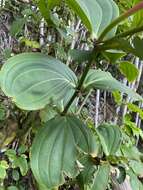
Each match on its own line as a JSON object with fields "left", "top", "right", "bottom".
{"left": 0, "top": 0, "right": 143, "bottom": 190}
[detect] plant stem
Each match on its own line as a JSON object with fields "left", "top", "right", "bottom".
{"left": 98, "top": 1, "right": 143, "bottom": 41}
{"left": 62, "top": 52, "right": 97, "bottom": 115}
{"left": 76, "top": 89, "right": 92, "bottom": 115}
{"left": 102, "top": 25, "right": 143, "bottom": 44}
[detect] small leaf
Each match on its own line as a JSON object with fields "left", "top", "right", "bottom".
{"left": 5, "top": 149, "right": 17, "bottom": 161}
{"left": 10, "top": 18, "right": 25, "bottom": 37}
{"left": 20, "top": 38, "right": 40, "bottom": 49}
{"left": 83, "top": 69, "right": 142, "bottom": 101}
{"left": 31, "top": 115, "right": 95, "bottom": 189}
{"left": 97, "top": 124, "right": 122, "bottom": 156}
{"left": 13, "top": 156, "right": 28, "bottom": 176}
{"left": 12, "top": 170, "right": 20, "bottom": 181}
{"left": 112, "top": 91, "right": 122, "bottom": 105}
{"left": 102, "top": 50, "right": 125, "bottom": 64}
{"left": 116, "top": 166, "right": 126, "bottom": 184}
{"left": 119, "top": 61, "right": 139, "bottom": 82}
{"left": 68, "top": 49, "right": 92, "bottom": 63}
{"left": 37, "top": 0, "right": 60, "bottom": 24}
{"left": 127, "top": 103, "right": 143, "bottom": 120}
{"left": 133, "top": 36, "right": 143, "bottom": 59}
{"left": 0, "top": 160, "right": 9, "bottom": 169}
{"left": 0, "top": 166, "right": 6, "bottom": 179}
{"left": 91, "top": 163, "right": 110, "bottom": 190}
{"left": 7, "top": 186, "right": 18, "bottom": 190}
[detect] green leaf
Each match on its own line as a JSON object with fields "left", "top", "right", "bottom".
{"left": 12, "top": 170, "right": 20, "bottom": 181}
{"left": 10, "top": 18, "right": 25, "bottom": 37}
{"left": 133, "top": 36, "right": 143, "bottom": 59}
{"left": 7, "top": 186, "right": 18, "bottom": 190}
{"left": 13, "top": 156, "right": 28, "bottom": 176}
{"left": 5, "top": 149, "right": 16, "bottom": 161}
{"left": 0, "top": 53, "right": 77, "bottom": 110}
{"left": 77, "top": 155, "right": 96, "bottom": 187}
{"left": 103, "top": 37, "right": 143, "bottom": 60}
{"left": 40, "top": 105, "right": 58, "bottom": 122}
{"left": 20, "top": 38, "right": 40, "bottom": 49}
{"left": 128, "top": 170, "right": 143, "bottom": 190}
{"left": 91, "top": 163, "right": 110, "bottom": 190}
{"left": 129, "top": 160, "right": 143, "bottom": 176}
{"left": 127, "top": 103, "right": 143, "bottom": 120}
{"left": 0, "top": 166, "right": 6, "bottom": 179}
{"left": 121, "top": 146, "right": 141, "bottom": 161}
{"left": 83, "top": 69, "right": 142, "bottom": 101}
{"left": 66, "top": 0, "right": 119, "bottom": 39}
{"left": 37, "top": 0, "right": 60, "bottom": 24}
{"left": 97, "top": 124, "right": 122, "bottom": 156}
{"left": 119, "top": 61, "right": 139, "bottom": 82}
{"left": 102, "top": 50, "right": 125, "bottom": 64}
{"left": 31, "top": 115, "right": 95, "bottom": 189}
{"left": 116, "top": 166, "right": 126, "bottom": 184}
{"left": 0, "top": 160, "right": 9, "bottom": 169}
{"left": 112, "top": 91, "right": 122, "bottom": 105}
{"left": 68, "top": 49, "right": 92, "bottom": 63}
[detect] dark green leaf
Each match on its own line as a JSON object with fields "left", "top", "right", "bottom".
{"left": 68, "top": 49, "right": 92, "bottom": 63}
{"left": 97, "top": 124, "right": 122, "bottom": 156}
{"left": 102, "top": 50, "right": 125, "bottom": 64}
{"left": 133, "top": 36, "right": 143, "bottom": 59}
{"left": 37, "top": 0, "right": 60, "bottom": 25}
{"left": 116, "top": 166, "right": 126, "bottom": 184}
{"left": 31, "top": 115, "right": 95, "bottom": 189}
{"left": 77, "top": 155, "right": 96, "bottom": 187}
{"left": 91, "top": 163, "right": 110, "bottom": 190}
{"left": 10, "top": 18, "right": 25, "bottom": 37}
{"left": 12, "top": 170, "right": 20, "bottom": 181}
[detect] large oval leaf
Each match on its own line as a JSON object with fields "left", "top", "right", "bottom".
{"left": 31, "top": 115, "right": 95, "bottom": 189}
{"left": 83, "top": 69, "right": 142, "bottom": 101}
{"left": 0, "top": 53, "right": 77, "bottom": 110}
{"left": 66, "top": 0, "right": 119, "bottom": 39}
{"left": 96, "top": 124, "right": 121, "bottom": 156}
